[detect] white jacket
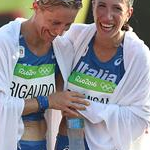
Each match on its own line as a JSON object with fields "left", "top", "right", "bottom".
{"left": 0, "top": 18, "right": 74, "bottom": 150}
{"left": 63, "top": 23, "right": 150, "bottom": 150}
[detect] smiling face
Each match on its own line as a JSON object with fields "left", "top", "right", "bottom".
{"left": 33, "top": 5, "right": 78, "bottom": 43}
{"left": 92, "top": 0, "right": 133, "bottom": 40}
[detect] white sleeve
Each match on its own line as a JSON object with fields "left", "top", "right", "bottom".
{"left": 0, "top": 39, "right": 24, "bottom": 150}
{"left": 0, "top": 94, "right": 24, "bottom": 150}
{"left": 80, "top": 102, "right": 148, "bottom": 150}
{"left": 78, "top": 60, "right": 150, "bottom": 150}
{"left": 78, "top": 34, "right": 150, "bottom": 150}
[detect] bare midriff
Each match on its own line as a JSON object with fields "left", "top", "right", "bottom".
{"left": 21, "top": 119, "right": 47, "bottom": 141}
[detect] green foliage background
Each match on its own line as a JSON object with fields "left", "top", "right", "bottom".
{"left": 0, "top": 0, "right": 90, "bottom": 22}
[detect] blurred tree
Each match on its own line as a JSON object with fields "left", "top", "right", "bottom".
{"left": 0, "top": 0, "right": 32, "bottom": 26}
{"left": 74, "top": 0, "right": 90, "bottom": 23}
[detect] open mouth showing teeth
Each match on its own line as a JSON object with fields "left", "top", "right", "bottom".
{"left": 101, "top": 23, "right": 114, "bottom": 31}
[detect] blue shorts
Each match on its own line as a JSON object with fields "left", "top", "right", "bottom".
{"left": 17, "top": 140, "right": 47, "bottom": 150}
{"left": 55, "top": 134, "right": 89, "bottom": 150}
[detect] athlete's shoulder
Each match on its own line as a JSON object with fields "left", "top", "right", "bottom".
{"left": 0, "top": 18, "right": 24, "bottom": 44}
{"left": 124, "top": 31, "right": 150, "bottom": 65}
{"left": 69, "top": 23, "right": 95, "bottom": 32}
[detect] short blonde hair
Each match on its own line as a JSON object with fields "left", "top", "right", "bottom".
{"left": 36, "top": 0, "right": 82, "bottom": 9}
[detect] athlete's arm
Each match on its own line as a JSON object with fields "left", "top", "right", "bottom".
{"left": 23, "top": 73, "right": 90, "bottom": 116}
{"left": 22, "top": 91, "right": 89, "bottom": 116}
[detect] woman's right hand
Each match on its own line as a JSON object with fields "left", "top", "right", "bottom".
{"left": 48, "top": 91, "right": 90, "bottom": 117}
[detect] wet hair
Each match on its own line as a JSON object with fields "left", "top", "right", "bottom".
{"left": 92, "top": 0, "right": 134, "bottom": 7}
{"left": 121, "top": 0, "right": 134, "bottom": 31}
{"left": 122, "top": 23, "right": 131, "bottom": 31}
{"left": 36, "top": 0, "right": 82, "bottom": 9}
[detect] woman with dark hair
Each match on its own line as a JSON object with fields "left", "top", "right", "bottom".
{"left": 0, "top": 0, "right": 90, "bottom": 150}
{"left": 56, "top": 0, "right": 150, "bottom": 150}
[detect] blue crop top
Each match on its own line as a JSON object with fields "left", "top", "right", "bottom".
{"left": 11, "top": 35, "right": 60, "bottom": 121}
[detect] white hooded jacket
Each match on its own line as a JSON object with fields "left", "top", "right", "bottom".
{"left": 63, "top": 23, "right": 150, "bottom": 150}
{"left": 0, "top": 18, "right": 74, "bottom": 150}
